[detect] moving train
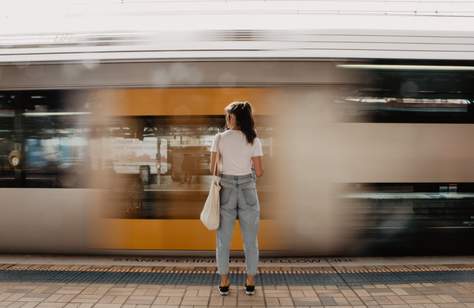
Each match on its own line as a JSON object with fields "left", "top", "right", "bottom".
{"left": 1, "top": 2, "right": 474, "bottom": 255}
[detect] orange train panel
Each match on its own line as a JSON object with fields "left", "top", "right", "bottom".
{"left": 91, "top": 219, "right": 286, "bottom": 251}
{"left": 92, "top": 88, "right": 277, "bottom": 116}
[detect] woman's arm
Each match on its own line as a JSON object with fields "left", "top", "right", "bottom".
{"left": 209, "top": 151, "right": 218, "bottom": 175}
{"left": 251, "top": 156, "right": 264, "bottom": 177}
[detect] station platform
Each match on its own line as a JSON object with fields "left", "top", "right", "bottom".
{"left": 0, "top": 255, "right": 473, "bottom": 308}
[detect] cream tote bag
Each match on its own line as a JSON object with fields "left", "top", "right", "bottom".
{"left": 200, "top": 134, "right": 221, "bottom": 230}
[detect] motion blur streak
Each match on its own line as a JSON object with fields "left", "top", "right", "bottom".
{"left": 270, "top": 87, "right": 474, "bottom": 255}
{"left": 267, "top": 88, "right": 357, "bottom": 255}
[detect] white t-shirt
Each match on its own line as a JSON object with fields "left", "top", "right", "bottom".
{"left": 210, "top": 130, "right": 263, "bottom": 176}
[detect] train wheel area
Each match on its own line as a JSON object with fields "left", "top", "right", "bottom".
{"left": 0, "top": 256, "right": 473, "bottom": 307}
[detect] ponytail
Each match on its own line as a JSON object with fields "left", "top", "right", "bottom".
{"left": 225, "top": 101, "right": 257, "bottom": 144}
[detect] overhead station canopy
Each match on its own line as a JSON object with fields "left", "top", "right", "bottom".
{"left": 2, "top": 0, "right": 474, "bottom": 62}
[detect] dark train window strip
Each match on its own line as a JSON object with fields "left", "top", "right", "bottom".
{"left": 341, "top": 183, "right": 474, "bottom": 194}
{"left": 337, "top": 97, "right": 474, "bottom": 123}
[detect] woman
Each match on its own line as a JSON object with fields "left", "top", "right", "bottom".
{"left": 209, "top": 101, "right": 264, "bottom": 296}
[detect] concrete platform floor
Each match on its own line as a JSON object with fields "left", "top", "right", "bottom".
{"left": 0, "top": 255, "right": 473, "bottom": 308}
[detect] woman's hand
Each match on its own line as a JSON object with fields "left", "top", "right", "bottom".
{"left": 251, "top": 156, "right": 264, "bottom": 177}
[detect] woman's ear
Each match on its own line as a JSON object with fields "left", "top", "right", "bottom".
{"left": 229, "top": 114, "right": 236, "bottom": 128}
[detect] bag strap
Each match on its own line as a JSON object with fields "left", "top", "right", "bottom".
{"left": 212, "top": 133, "right": 221, "bottom": 176}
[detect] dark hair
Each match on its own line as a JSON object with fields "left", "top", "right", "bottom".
{"left": 225, "top": 101, "right": 257, "bottom": 144}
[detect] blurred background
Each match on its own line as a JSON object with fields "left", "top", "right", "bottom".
{"left": 1, "top": 0, "right": 474, "bottom": 256}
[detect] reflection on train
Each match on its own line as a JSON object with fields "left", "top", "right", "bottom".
{"left": 1, "top": 61, "right": 474, "bottom": 255}
{"left": 89, "top": 112, "right": 272, "bottom": 220}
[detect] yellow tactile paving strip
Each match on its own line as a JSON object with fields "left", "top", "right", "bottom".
{"left": 1, "top": 263, "right": 474, "bottom": 273}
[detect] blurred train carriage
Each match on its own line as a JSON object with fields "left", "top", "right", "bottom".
{"left": 2, "top": 2, "right": 474, "bottom": 255}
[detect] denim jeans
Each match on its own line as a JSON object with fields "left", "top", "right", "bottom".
{"left": 216, "top": 173, "right": 260, "bottom": 275}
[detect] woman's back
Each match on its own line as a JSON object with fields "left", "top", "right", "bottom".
{"left": 212, "top": 130, "right": 263, "bottom": 176}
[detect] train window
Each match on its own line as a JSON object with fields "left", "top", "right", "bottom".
{"left": 340, "top": 183, "right": 474, "bottom": 229}
{"left": 0, "top": 94, "right": 16, "bottom": 186}
{"left": 337, "top": 96, "right": 474, "bottom": 123}
{"left": 336, "top": 66, "right": 474, "bottom": 123}
{"left": 101, "top": 115, "right": 272, "bottom": 219}
{"left": 0, "top": 91, "right": 90, "bottom": 188}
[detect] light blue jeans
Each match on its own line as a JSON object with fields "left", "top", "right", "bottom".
{"left": 216, "top": 173, "right": 260, "bottom": 275}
